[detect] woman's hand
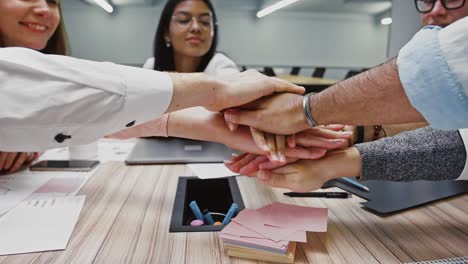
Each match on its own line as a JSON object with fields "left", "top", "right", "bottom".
{"left": 233, "top": 125, "right": 351, "bottom": 163}
{"left": 0, "top": 152, "right": 39, "bottom": 174}
{"left": 257, "top": 148, "right": 362, "bottom": 192}
{"left": 225, "top": 148, "right": 363, "bottom": 192}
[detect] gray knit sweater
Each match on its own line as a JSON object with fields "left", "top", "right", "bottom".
{"left": 355, "top": 127, "right": 466, "bottom": 181}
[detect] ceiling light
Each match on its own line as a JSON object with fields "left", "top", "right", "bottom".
{"left": 381, "top": 17, "right": 392, "bottom": 25}
{"left": 94, "top": 0, "right": 114, "bottom": 13}
{"left": 257, "top": 0, "right": 302, "bottom": 18}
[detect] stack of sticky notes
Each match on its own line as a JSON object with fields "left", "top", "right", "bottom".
{"left": 219, "top": 202, "right": 328, "bottom": 263}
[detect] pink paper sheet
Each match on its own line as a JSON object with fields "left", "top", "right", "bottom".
{"left": 231, "top": 209, "right": 307, "bottom": 243}
{"left": 220, "top": 222, "right": 289, "bottom": 251}
{"left": 258, "top": 202, "right": 328, "bottom": 232}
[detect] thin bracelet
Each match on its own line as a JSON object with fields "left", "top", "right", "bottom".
{"left": 372, "top": 125, "right": 385, "bottom": 141}
{"left": 302, "top": 93, "right": 318, "bottom": 127}
{"left": 355, "top": 126, "right": 365, "bottom": 144}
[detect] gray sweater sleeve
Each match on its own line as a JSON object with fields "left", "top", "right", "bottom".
{"left": 354, "top": 126, "right": 466, "bottom": 181}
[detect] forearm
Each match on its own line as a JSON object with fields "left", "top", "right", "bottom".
{"left": 310, "top": 58, "right": 424, "bottom": 126}
{"left": 165, "top": 73, "right": 218, "bottom": 113}
{"left": 320, "top": 148, "right": 362, "bottom": 181}
{"left": 167, "top": 107, "right": 264, "bottom": 154}
{"left": 355, "top": 127, "right": 466, "bottom": 181}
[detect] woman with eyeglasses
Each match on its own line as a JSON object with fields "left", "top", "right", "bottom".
{"left": 109, "top": 0, "right": 352, "bottom": 162}
{"left": 144, "top": 0, "right": 238, "bottom": 75}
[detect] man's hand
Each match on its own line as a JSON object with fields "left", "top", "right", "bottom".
{"left": 224, "top": 93, "right": 310, "bottom": 135}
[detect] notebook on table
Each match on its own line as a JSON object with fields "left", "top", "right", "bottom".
{"left": 125, "top": 138, "right": 237, "bottom": 165}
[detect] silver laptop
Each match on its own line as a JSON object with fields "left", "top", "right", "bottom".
{"left": 125, "top": 138, "right": 237, "bottom": 165}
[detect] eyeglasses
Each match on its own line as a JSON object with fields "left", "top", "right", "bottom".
{"left": 414, "top": 0, "right": 466, "bottom": 13}
{"left": 171, "top": 14, "right": 214, "bottom": 31}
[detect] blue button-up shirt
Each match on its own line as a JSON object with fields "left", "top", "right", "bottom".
{"left": 397, "top": 17, "right": 468, "bottom": 129}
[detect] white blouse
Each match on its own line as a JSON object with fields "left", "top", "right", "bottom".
{"left": 0, "top": 47, "right": 173, "bottom": 151}
{"left": 143, "top": 53, "right": 239, "bottom": 76}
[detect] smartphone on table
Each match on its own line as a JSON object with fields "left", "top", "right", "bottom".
{"left": 30, "top": 160, "right": 100, "bottom": 172}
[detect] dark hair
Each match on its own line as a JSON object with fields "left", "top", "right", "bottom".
{"left": 153, "top": 0, "right": 218, "bottom": 72}
{"left": 42, "top": 8, "right": 69, "bottom": 55}
{"left": 0, "top": 6, "right": 68, "bottom": 55}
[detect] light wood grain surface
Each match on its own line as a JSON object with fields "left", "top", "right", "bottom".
{"left": 1, "top": 162, "right": 467, "bottom": 264}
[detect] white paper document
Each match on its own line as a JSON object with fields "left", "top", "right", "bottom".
{"left": 0, "top": 196, "right": 85, "bottom": 256}
{"left": 188, "top": 163, "right": 240, "bottom": 179}
{"left": 39, "top": 140, "right": 135, "bottom": 162}
{"left": 0, "top": 171, "right": 53, "bottom": 216}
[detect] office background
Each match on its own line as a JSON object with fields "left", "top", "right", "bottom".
{"left": 61, "top": 0, "right": 420, "bottom": 72}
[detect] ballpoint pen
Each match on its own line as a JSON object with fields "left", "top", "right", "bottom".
{"left": 284, "top": 191, "right": 351, "bottom": 198}
{"left": 338, "top": 177, "right": 370, "bottom": 192}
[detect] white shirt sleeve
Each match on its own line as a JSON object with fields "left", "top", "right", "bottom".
{"left": 397, "top": 17, "right": 468, "bottom": 129}
{"left": 204, "top": 53, "right": 240, "bottom": 76}
{"left": 457, "top": 129, "right": 468, "bottom": 180}
{"left": 142, "top": 57, "right": 155, "bottom": 69}
{"left": 0, "top": 47, "right": 173, "bottom": 151}
{"left": 439, "top": 17, "right": 468, "bottom": 100}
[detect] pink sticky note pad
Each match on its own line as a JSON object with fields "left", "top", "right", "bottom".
{"left": 231, "top": 209, "right": 307, "bottom": 243}
{"left": 258, "top": 202, "right": 328, "bottom": 232}
{"left": 220, "top": 234, "right": 289, "bottom": 253}
{"left": 220, "top": 221, "right": 289, "bottom": 252}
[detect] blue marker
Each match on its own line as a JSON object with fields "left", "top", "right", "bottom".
{"left": 189, "top": 201, "right": 204, "bottom": 221}
{"left": 222, "top": 203, "right": 238, "bottom": 225}
{"left": 339, "top": 177, "right": 370, "bottom": 192}
{"left": 203, "top": 212, "right": 215, "bottom": 225}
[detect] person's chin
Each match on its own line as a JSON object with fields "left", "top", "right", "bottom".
{"left": 183, "top": 48, "right": 209, "bottom": 57}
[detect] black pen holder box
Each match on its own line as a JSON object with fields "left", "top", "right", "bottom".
{"left": 169, "top": 177, "right": 245, "bottom": 232}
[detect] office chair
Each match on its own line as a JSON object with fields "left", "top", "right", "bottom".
{"left": 290, "top": 67, "right": 301, "bottom": 75}
{"left": 344, "top": 69, "right": 363, "bottom": 79}
{"left": 263, "top": 67, "right": 276, "bottom": 76}
{"left": 312, "top": 67, "right": 326, "bottom": 78}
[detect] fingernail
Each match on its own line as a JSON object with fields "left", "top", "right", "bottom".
{"left": 261, "top": 145, "right": 270, "bottom": 152}
{"left": 227, "top": 121, "right": 235, "bottom": 131}
{"left": 271, "top": 153, "right": 279, "bottom": 161}
{"left": 223, "top": 160, "right": 233, "bottom": 165}
{"left": 231, "top": 153, "right": 238, "bottom": 158}
{"left": 224, "top": 112, "right": 232, "bottom": 122}
{"left": 258, "top": 171, "right": 269, "bottom": 181}
{"left": 342, "top": 131, "right": 354, "bottom": 135}
{"left": 266, "top": 153, "right": 273, "bottom": 161}
{"left": 331, "top": 139, "right": 346, "bottom": 143}
{"left": 279, "top": 154, "right": 286, "bottom": 163}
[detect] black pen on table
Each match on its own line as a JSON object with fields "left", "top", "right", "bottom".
{"left": 284, "top": 192, "right": 351, "bottom": 198}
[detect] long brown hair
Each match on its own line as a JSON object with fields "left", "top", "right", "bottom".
{"left": 0, "top": 5, "right": 69, "bottom": 55}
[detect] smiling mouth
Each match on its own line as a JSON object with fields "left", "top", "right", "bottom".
{"left": 19, "top": 22, "right": 48, "bottom": 32}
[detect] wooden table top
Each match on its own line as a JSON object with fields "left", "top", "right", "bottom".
{"left": 2, "top": 162, "right": 466, "bottom": 264}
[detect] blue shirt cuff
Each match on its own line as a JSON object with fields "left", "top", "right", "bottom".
{"left": 397, "top": 26, "right": 468, "bottom": 129}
